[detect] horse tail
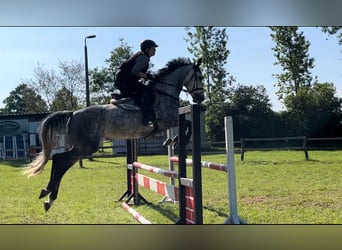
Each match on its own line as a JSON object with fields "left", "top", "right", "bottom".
{"left": 23, "top": 111, "right": 74, "bottom": 177}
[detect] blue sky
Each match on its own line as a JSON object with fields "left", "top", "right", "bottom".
{"left": 0, "top": 27, "right": 341, "bottom": 111}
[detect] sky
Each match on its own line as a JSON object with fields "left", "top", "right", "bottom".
{"left": 0, "top": 27, "right": 341, "bottom": 111}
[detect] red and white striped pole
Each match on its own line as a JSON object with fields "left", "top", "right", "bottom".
{"left": 121, "top": 202, "right": 152, "bottom": 224}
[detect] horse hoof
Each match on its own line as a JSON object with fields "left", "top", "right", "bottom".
{"left": 39, "top": 189, "right": 51, "bottom": 199}
{"left": 43, "top": 201, "right": 51, "bottom": 212}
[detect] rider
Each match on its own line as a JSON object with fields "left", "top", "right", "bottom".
{"left": 114, "top": 39, "right": 158, "bottom": 127}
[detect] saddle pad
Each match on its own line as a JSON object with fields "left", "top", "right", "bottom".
{"left": 110, "top": 98, "right": 141, "bottom": 111}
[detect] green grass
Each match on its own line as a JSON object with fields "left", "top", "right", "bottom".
{"left": 1, "top": 150, "right": 342, "bottom": 224}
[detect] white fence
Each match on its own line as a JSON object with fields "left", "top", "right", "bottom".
{"left": 0, "top": 135, "right": 27, "bottom": 159}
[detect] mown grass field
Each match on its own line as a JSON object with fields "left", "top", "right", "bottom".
{"left": 1, "top": 150, "right": 341, "bottom": 224}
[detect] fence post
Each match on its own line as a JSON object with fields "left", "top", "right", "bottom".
{"left": 191, "top": 104, "right": 203, "bottom": 224}
{"left": 117, "top": 139, "right": 135, "bottom": 202}
{"left": 240, "top": 138, "right": 245, "bottom": 161}
{"left": 224, "top": 116, "right": 245, "bottom": 224}
{"left": 303, "top": 136, "right": 309, "bottom": 160}
{"left": 176, "top": 109, "right": 187, "bottom": 224}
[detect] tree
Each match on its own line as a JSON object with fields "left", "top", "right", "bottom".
{"left": 225, "top": 85, "right": 277, "bottom": 139}
{"left": 90, "top": 38, "right": 133, "bottom": 104}
{"left": 321, "top": 26, "right": 342, "bottom": 45}
{"left": 57, "top": 60, "right": 85, "bottom": 108}
{"left": 29, "top": 60, "right": 85, "bottom": 110}
{"left": 50, "top": 87, "right": 78, "bottom": 111}
{"left": 271, "top": 27, "right": 342, "bottom": 137}
{"left": 30, "top": 62, "right": 59, "bottom": 108}
{"left": 2, "top": 83, "right": 48, "bottom": 113}
{"left": 185, "top": 27, "right": 234, "bottom": 142}
{"left": 283, "top": 82, "right": 342, "bottom": 137}
{"left": 185, "top": 27, "right": 233, "bottom": 102}
{"left": 270, "top": 26, "right": 315, "bottom": 100}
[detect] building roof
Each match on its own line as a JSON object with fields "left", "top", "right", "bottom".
{"left": 0, "top": 112, "right": 51, "bottom": 120}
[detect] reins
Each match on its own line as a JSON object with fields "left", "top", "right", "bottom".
{"left": 149, "top": 79, "right": 182, "bottom": 101}
{"left": 149, "top": 64, "right": 202, "bottom": 101}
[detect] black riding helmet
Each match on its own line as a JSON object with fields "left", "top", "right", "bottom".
{"left": 140, "top": 39, "right": 158, "bottom": 51}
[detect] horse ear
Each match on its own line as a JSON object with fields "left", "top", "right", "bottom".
{"left": 196, "top": 58, "right": 202, "bottom": 67}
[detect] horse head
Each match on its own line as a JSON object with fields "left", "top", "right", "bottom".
{"left": 153, "top": 57, "right": 205, "bottom": 104}
{"left": 183, "top": 58, "right": 205, "bottom": 104}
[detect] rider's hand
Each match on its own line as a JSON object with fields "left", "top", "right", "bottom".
{"left": 146, "top": 72, "right": 155, "bottom": 80}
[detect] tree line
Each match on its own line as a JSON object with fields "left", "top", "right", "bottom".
{"left": 1, "top": 27, "right": 341, "bottom": 141}
{"left": 186, "top": 26, "right": 342, "bottom": 141}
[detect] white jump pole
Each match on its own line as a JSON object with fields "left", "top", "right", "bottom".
{"left": 160, "top": 128, "right": 176, "bottom": 203}
{"left": 224, "top": 116, "right": 246, "bottom": 224}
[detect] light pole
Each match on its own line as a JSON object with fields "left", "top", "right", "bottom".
{"left": 80, "top": 35, "right": 96, "bottom": 167}
{"left": 84, "top": 35, "right": 96, "bottom": 107}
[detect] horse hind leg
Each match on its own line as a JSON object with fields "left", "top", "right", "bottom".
{"left": 39, "top": 148, "right": 81, "bottom": 211}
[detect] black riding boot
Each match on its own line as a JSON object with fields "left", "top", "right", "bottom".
{"left": 141, "top": 91, "right": 156, "bottom": 126}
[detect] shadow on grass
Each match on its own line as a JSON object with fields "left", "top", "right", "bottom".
{"left": 203, "top": 205, "right": 229, "bottom": 218}
{"left": 144, "top": 203, "right": 179, "bottom": 223}
{"left": 124, "top": 203, "right": 229, "bottom": 224}
{"left": 0, "top": 159, "right": 30, "bottom": 168}
{"left": 0, "top": 156, "right": 124, "bottom": 169}
{"left": 306, "top": 158, "right": 342, "bottom": 164}
{"left": 76, "top": 158, "right": 125, "bottom": 168}
{"left": 241, "top": 158, "right": 315, "bottom": 166}
{"left": 242, "top": 158, "right": 341, "bottom": 166}
{"left": 125, "top": 198, "right": 178, "bottom": 223}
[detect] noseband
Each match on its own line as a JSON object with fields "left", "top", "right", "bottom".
{"left": 183, "top": 66, "right": 204, "bottom": 95}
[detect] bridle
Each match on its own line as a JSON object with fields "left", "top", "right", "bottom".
{"left": 150, "top": 64, "right": 204, "bottom": 101}
{"left": 182, "top": 65, "right": 204, "bottom": 95}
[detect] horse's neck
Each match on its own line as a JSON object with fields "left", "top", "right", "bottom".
{"left": 153, "top": 71, "right": 184, "bottom": 130}
{"left": 153, "top": 66, "right": 188, "bottom": 97}
{"left": 152, "top": 65, "right": 193, "bottom": 130}
{"left": 153, "top": 78, "right": 180, "bottom": 98}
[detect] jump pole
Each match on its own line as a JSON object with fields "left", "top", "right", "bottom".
{"left": 224, "top": 116, "right": 246, "bottom": 224}
{"left": 121, "top": 202, "right": 152, "bottom": 224}
{"left": 159, "top": 128, "right": 176, "bottom": 203}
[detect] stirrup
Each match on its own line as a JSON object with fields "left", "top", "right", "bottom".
{"left": 147, "top": 121, "right": 154, "bottom": 128}
{"left": 143, "top": 120, "right": 154, "bottom": 128}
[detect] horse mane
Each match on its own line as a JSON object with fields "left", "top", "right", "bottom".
{"left": 155, "top": 57, "right": 191, "bottom": 79}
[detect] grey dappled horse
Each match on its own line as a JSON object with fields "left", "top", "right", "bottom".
{"left": 24, "top": 57, "right": 205, "bottom": 211}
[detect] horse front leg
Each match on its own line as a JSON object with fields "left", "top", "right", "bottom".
{"left": 39, "top": 149, "right": 80, "bottom": 211}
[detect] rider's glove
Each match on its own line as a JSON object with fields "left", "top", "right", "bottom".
{"left": 146, "top": 72, "right": 155, "bottom": 81}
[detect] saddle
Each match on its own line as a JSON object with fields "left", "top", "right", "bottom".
{"left": 110, "top": 97, "right": 141, "bottom": 111}
{"left": 110, "top": 96, "right": 160, "bottom": 136}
